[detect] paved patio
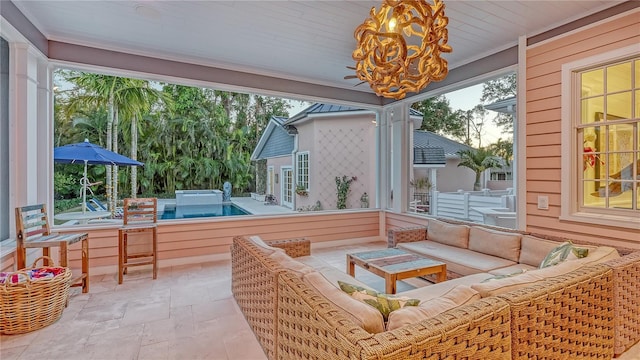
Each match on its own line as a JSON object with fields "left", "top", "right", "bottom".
{"left": 2, "top": 240, "right": 639, "bottom": 360}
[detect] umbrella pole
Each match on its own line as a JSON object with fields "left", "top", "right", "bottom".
{"left": 82, "top": 161, "right": 88, "bottom": 214}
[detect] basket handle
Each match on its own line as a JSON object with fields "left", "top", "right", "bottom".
{"left": 0, "top": 270, "right": 32, "bottom": 288}
{"left": 30, "top": 256, "right": 57, "bottom": 269}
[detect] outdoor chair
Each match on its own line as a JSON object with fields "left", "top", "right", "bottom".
{"left": 87, "top": 198, "right": 108, "bottom": 211}
{"left": 15, "top": 204, "right": 89, "bottom": 293}
{"left": 118, "top": 198, "right": 157, "bottom": 284}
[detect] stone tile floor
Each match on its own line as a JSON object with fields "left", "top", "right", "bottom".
{"left": 1, "top": 241, "right": 639, "bottom": 360}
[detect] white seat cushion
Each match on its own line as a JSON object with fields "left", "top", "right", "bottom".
{"left": 397, "top": 241, "right": 516, "bottom": 276}
{"left": 387, "top": 285, "right": 480, "bottom": 330}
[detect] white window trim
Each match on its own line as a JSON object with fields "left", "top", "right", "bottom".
{"left": 560, "top": 44, "right": 640, "bottom": 229}
{"left": 281, "top": 166, "right": 293, "bottom": 208}
{"left": 296, "top": 151, "right": 310, "bottom": 191}
{"left": 267, "top": 165, "right": 274, "bottom": 195}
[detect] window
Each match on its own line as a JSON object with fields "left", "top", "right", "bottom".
{"left": 296, "top": 151, "right": 309, "bottom": 190}
{"left": 562, "top": 47, "right": 639, "bottom": 227}
{"left": 490, "top": 172, "right": 512, "bottom": 181}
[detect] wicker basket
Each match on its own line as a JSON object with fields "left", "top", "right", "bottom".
{"left": 0, "top": 256, "right": 72, "bottom": 335}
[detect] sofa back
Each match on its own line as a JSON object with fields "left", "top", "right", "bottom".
{"left": 231, "top": 236, "right": 283, "bottom": 359}
{"left": 427, "top": 219, "right": 470, "bottom": 248}
{"left": 276, "top": 271, "right": 513, "bottom": 360}
{"left": 497, "top": 263, "right": 615, "bottom": 359}
{"left": 468, "top": 226, "right": 522, "bottom": 262}
{"left": 603, "top": 251, "right": 640, "bottom": 356}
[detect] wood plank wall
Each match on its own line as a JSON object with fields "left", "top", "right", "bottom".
{"left": 385, "top": 212, "right": 429, "bottom": 231}
{"left": 0, "top": 210, "right": 381, "bottom": 272}
{"left": 525, "top": 11, "right": 640, "bottom": 250}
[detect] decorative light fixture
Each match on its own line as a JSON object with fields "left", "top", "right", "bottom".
{"left": 350, "top": 0, "right": 452, "bottom": 100}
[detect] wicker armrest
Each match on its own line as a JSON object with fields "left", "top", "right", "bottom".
{"left": 604, "top": 251, "right": 640, "bottom": 356}
{"left": 387, "top": 226, "right": 427, "bottom": 247}
{"left": 266, "top": 238, "right": 311, "bottom": 258}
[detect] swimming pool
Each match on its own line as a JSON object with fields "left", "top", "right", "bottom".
{"left": 160, "top": 203, "right": 250, "bottom": 220}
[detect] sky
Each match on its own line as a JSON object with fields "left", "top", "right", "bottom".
{"left": 444, "top": 84, "right": 505, "bottom": 147}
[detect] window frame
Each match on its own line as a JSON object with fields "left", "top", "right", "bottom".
{"left": 296, "top": 151, "right": 310, "bottom": 191}
{"left": 560, "top": 44, "right": 639, "bottom": 229}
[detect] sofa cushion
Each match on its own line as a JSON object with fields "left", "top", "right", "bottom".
{"left": 427, "top": 219, "right": 470, "bottom": 248}
{"left": 387, "top": 285, "right": 480, "bottom": 330}
{"left": 268, "top": 251, "right": 315, "bottom": 277}
{"left": 399, "top": 272, "right": 493, "bottom": 302}
{"left": 397, "top": 241, "right": 516, "bottom": 276}
{"left": 338, "top": 281, "right": 420, "bottom": 321}
{"left": 489, "top": 263, "right": 537, "bottom": 276}
{"left": 518, "top": 235, "right": 564, "bottom": 267}
{"left": 472, "top": 247, "right": 619, "bottom": 298}
{"left": 471, "top": 271, "right": 545, "bottom": 298}
{"left": 468, "top": 227, "right": 521, "bottom": 262}
{"left": 303, "top": 272, "right": 385, "bottom": 334}
{"left": 296, "top": 256, "right": 374, "bottom": 290}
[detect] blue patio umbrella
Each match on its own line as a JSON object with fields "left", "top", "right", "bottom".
{"left": 54, "top": 139, "right": 144, "bottom": 213}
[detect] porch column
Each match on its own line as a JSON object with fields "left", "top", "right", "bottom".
{"left": 37, "top": 60, "right": 52, "bottom": 204}
{"left": 376, "top": 110, "right": 388, "bottom": 209}
{"left": 389, "top": 104, "right": 410, "bottom": 213}
{"left": 11, "top": 43, "right": 41, "bottom": 207}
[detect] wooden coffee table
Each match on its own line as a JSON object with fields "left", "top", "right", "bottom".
{"left": 347, "top": 248, "right": 446, "bottom": 294}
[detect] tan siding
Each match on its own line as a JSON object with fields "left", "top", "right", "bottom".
{"left": 527, "top": 109, "right": 561, "bottom": 125}
{"left": 527, "top": 72, "right": 561, "bottom": 91}
{"left": 528, "top": 157, "right": 561, "bottom": 169}
{"left": 50, "top": 211, "right": 382, "bottom": 270}
{"left": 527, "top": 133, "right": 561, "bottom": 147}
{"left": 527, "top": 121, "right": 561, "bottom": 136}
{"left": 527, "top": 97, "right": 561, "bottom": 113}
{"left": 527, "top": 15, "right": 640, "bottom": 60}
{"left": 526, "top": 84, "right": 561, "bottom": 102}
{"left": 526, "top": 144, "right": 561, "bottom": 158}
{"left": 385, "top": 212, "right": 428, "bottom": 230}
{"left": 525, "top": 11, "right": 640, "bottom": 248}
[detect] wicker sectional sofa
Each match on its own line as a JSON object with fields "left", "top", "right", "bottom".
{"left": 231, "top": 227, "right": 640, "bottom": 359}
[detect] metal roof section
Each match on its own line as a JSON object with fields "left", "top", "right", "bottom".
{"left": 250, "top": 116, "right": 294, "bottom": 161}
{"left": 484, "top": 96, "right": 516, "bottom": 114}
{"left": 414, "top": 146, "right": 446, "bottom": 166}
{"left": 286, "top": 103, "right": 422, "bottom": 125}
{"left": 413, "top": 130, "right": 473, "bottom": 157}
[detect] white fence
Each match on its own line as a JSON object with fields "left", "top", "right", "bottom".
{"left": 431, "top": 189, "right": 516, "bottom": 225}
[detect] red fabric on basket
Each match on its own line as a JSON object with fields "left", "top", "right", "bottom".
{"left": 0, "top": 267, "right": 65, "bottom": 284}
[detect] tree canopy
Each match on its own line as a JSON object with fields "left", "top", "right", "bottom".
{"left": 411, "top": 95, "right": 466, "bottom": 141}
{"left": 54, "top": 70, "right": 291, "bottom": 204}
{"left": 481, "top": 73, "right": 516, "bottom": 134}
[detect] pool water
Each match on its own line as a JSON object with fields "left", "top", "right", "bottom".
{"left": 160, "top": 203, "right": 250, "bottom": 219}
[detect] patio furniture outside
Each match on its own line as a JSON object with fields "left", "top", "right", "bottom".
{"left": 347, "top": 248, "right": 446, "bottom": 294}
{"left": 15, "top": 204, "right": 89, "bottom": 293}
{"left": 118, "top": 198, "right": 158, "bottom": 284}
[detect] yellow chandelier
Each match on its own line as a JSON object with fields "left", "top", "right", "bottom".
{"left": 351, "top": 0, "right": 452, "bottom": 100}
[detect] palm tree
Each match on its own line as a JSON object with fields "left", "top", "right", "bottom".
{"left": 64, "top": 72, "right": 168, "bottom": 205}
{"left": 456, "top": 148, "right": 503, "bottom": 191}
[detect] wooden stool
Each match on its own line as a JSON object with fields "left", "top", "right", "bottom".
{"left": 15, "top": 204, "right": 89, "bottom": 293}
{"left": 118, "top": 198, "right": 157, "bottom": 284}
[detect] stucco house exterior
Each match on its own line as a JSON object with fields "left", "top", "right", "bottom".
{"left": 252, "top": 104, "right": 475, "bottom": 210}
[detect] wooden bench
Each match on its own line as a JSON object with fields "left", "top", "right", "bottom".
{"left": 15, "top": 204, "right": 89, "bottom": 293}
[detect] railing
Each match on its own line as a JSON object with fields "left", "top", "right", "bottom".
{"left": 431, "top": 190, "right": 516, "bottom": 225}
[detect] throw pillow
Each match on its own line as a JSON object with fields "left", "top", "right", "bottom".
{"left": 481, "top": 269, "right": 527, "bottom": 283}
{"left": 338, "top": 281, "right": 420, "bottom": 320}
{"left": 539, "top": 241, "right": 589, "bottom": 268}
